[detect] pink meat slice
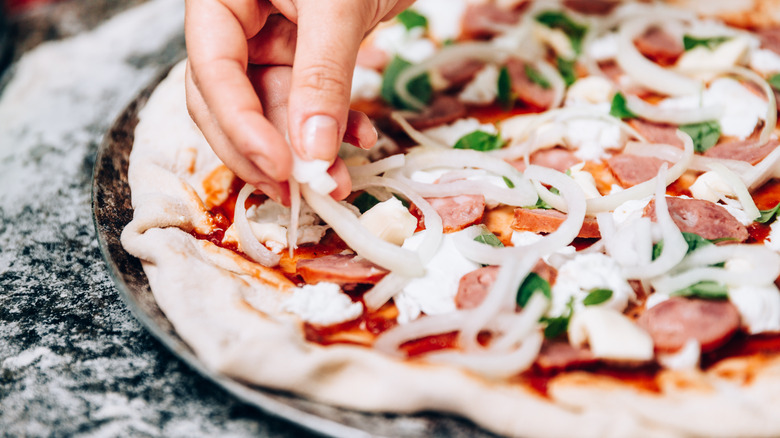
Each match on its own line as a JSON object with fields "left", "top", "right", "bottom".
{"left": 633, "top": 26, "right": 683, "bottom": 66}
{"left": 703, "top": 138, "right": 779, "bottom": 165}
{"left": 758, "top": 26, "right": 780, "bottom": 56}
{"left": 297, "top": 254, "right": 388, "bottom": 285}
{"left": 455, "top": 261, "right": 557, "bottom": 310}
{"left": 439, "top": 59, "right": 486, "bottom": 89}
{"left": 628, "top": 119, "right": 685, "bottom": 148}
{"left": 534, "top": 341, "right": 598, "bottom": 372}
{"left": 508, "top": 148, "right": 582, "bottom": 173}
{"left": 643, "top": 197, "right": 749, "bottom": 242}
{"left": 512, "top": 208, "right": 601, "bottom": 238}
{"left": 421, "top": 194, "right": 487, "bottom": 233}
{"left": 606, "top": 153, "right": 670, "bottom": 187}
{"left": 506, "top": 57, "right": 555, "bottom": 109}
{"left": 638, "top": 297, "right": 741, "bottom": 353}
{"left": 461, "top": 3, "right": 522, "bottom": 39}
{"left": 406, "top": 95, "right": 468, "bottom": 130}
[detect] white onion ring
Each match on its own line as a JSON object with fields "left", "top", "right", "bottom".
{"left": 373, "top": 311, "right": 471, "bottom": 357}
{"left": 234, "top": 184, "right": 281, "bottom": 267}
{"left": 746, "top": 145, "right": 780, "bottom": 190}
{"left": 287, "top": 180, "right": 301, "bottom": 257}
{"left": 301, "top": 184, "right": 424, "bottom": 276}
{"left": 708, "top": 162, "right": 760, "bottom": 221}
{"left": 616, "top": 17, "right": 701, "bottom": 96}
{"left": 489, "top": 293, "right": 549, "bottom": 353}
{"left": 624, "top": 94, "right": 723, "bottom": 125}
{"left": 347, "top": 153, "right": 406, "bottom": 179}
{"left": 720, "top": 66, "right": 776, "bottom": 144}
{"left": 390, "top": 112, "right": 449, "bottom": 149}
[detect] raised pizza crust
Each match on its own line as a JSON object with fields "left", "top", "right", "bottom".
{"left": 119, "top": 59, "right": 780, "bottom": 438}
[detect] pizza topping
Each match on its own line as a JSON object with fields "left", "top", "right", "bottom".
{"left": 358, "top": 197, "right": 417, "bottom": 245}
{"left": 703, "top": 138, "right": 780, "bottom": 164}
{"left": 420, "top": 194, "right": 486, "bottom": 233}
{"left": 729, "top": 284, "right": 780, "bottom": 334}
{"left": 633, "top": 26, "right": 684, "bottom": 67}
{"left": 404, "top": 95, "right": 467, "bottom": 130}
{"left": 461, "top": 2, "right": 522, "bottom": 39}
{"left": 296, "top": 254, "right": 389, "bottom": 286}
{"left": 569, "top": 307, "right": 654, "bottom": 361}
{"left": 638, "top": 297, "right": 740, "bottom": 353}
{"left": 607, "top": 153, "right": 670, "bottom": 188}
{"left": 282, "top": 282, "right": 364, "bottom": 326}
{"left": 534, "top": 340, "right": 598, "bottom": 372}
{"left": 512, "top": 208, "right": 600, "bottom": 238}
{"left": 643, "top": 197, "right": 749, "bottom": 242}
{"left": 506, "top": 57, "right": 558, "bottom": 109}
{"left": 550, "top": 253, "right": 634, "bottom": 317}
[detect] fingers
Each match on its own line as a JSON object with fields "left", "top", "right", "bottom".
{"left": 247, "top": 14, "right": 297, "bottom": 66}
{"left": 185, "top": 0, "right": 292, "bottom": 181}
{"left": 285, "top": 0, "right": 374, "bottom": 162}
{"left": 328, "top": 158, "right": 352, "bottom": 201}
{"left": 343, "top": 110, "right": 378, "bottom": 150}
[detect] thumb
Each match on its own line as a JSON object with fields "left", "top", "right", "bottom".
{"left": 286, "top": 0, "right": 374, "bottom": 162}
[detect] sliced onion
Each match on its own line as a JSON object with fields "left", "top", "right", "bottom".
{"left": 616, "top": 17, "right": 702, "bottom": 96}
{"left": 623, "top": 141, "right": 754, "bottom": 176}
{"left": 719, "top": 67, "right": 776, "bottom": 145}
{"left": 234, "top": 184, "right": 281, "bottom": 267}
{"left": 362, "top": 273, "right": 410, "bottom": 313}
{"left": 395, "top": 42, "right": 513, "bottom": 111}
{"left": 708, "top": 162, "right": 760, "bottom": 221}
{"left": 347, "top": 153, "right": 406, "bottom": 179}
{"left": 425, "top": 331, "right": 543, "bottom": 379}
{"left": 625, "top": 94, "right": 722, "bottom": 125}
{"left": 746, "top": 145, "right": 780, "bottom": 190}
{"left": 287, "top": 180, "right": 301, "bottom": 258}
{"left": 488, "top": 293, "right": 549, "bottom": 352}
{"left": 390, "top": 112, "right": 449, "bottom": 149}
{"left": 301, "top": 184, "right": 424, "bottom": 276}
{"left": 373, "top": 311, "right": 472, "bottom": 356}
{"left": 621, "top": 165, "right": 687, "bottom": 279}
{"left": 533, "top": 59, "right": 566, "bottom": 109}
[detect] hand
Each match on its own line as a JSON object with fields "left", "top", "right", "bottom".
{"left": 184, "top": 0, "right": 413, "bottom": 203}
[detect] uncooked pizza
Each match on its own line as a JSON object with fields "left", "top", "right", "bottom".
{"left": 121, "top": 1, "right": 780, "bottom": 436}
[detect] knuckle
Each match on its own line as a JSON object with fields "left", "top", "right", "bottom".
{"left": 296, "top": 59, "right": 352, "bottom": 101}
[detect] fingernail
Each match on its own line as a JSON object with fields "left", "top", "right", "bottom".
{"left": 302, "top": 115, "right": 339, "bottom": 160}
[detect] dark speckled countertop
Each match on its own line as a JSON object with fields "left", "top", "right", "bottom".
{"left": 0, "top": 1, "right": 316, "bottom": 436}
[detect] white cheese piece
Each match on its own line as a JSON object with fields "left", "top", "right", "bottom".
{"left": 372, "top": 24, "right": 436, "bottom": 63}
{"left": 568, "top": 163, "right": 601, "bottom": 199}
{"left": 551, "top": 253, "right": 635, "bottom": 317}
{"left": 282, "top": 282, "right": 363, "bottom": 326}
{"left": 564, "top": 119, "right": 625, "bottom": 161}
{"left": 458, "top": 64, "right": 500, "bottom": 105}
{"left": 568, "top": 307, "right": 654, "bottom": 362}
{"left": 657, "top": 339, "right": 701, "bottom": 370}
{"left": 351, "top": 65, "right": 382, "bottom": 102}
{"left": 749, "top": 48, "right": 780, "bottom": 75}
{"left": 222, "top": 199, "right": 328, "bottom": 251}
{"left": 359, "top": 197, "right": 417, "bottom": 245}
{"left": 423, "top": 117, "right": 497, "bottom": 147}
{"left": 292, "top": 155, "right": 337, "bottom": 195}
{"left": 729, "top": 284, "right": 780, "bottom": 334}
{"left": 661, "top": 78, "right": 767, "bottom": 139}
{"left": 689, "top": 170, "right": 735, "bottom": 203}
{"left": 612, "top": 196, "right": 652, "bottom": 225}
{"left": 587, "top": 32, "right": 619, "bottom": 62}
{"left": 411, "top": 0, "right": 467, "bottom": 42}
{"left": 766, "top": 220, "right": 780, "bottom": 252}
{"left": 676, "top": 36, "right": 752, "bottom": 74}
{"left": 719, "top": 197, "right": 753, "bottom": 226}
{"left": 532, "top": 22, "right": 575, "bottom": 60}
{"left": 395, "top": 231, "right": 480, "bottom": 324}
{"left": 500, "top": 115, "right": 563, "bottom": 153}
{"left": 564, "top": 76, "right": 615, "bottom": 107}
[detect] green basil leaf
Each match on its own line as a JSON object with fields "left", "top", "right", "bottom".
{"left": 583, "top": 288, "right": 613, "bottom": 306}
{"left": 609, "top": 92, "right": 637, "bottom": 119}
{"left": 352, "top": 192, "right": 381, "bottom": 213}
{"left": 453, "top": 130, "right": 505, "bottom": 151}
{"left": 474, "top": 228, "right": 504, "bottom": 248}
{"left": 381, "top": 56, "right": 432, "bottom": 110}
{"left": 517, "top": 272, "right": 552, "bottom": 307}
{"left": 757, "top": 202, "right": 780, "bottom": 224}
{"left": 503, "top": 176, "right": 515, "bottom": 188}
{"left": 542, "top": 297, "right": 574, "bottom": 339}
{"left": 683, "top": 35, "right": 730, "bottom": 51}
{"left": 535, "top": 11, "right": 588, "bottom": 54}
{"left": 556, "top": 56, "right": 577, "bottom": 87}
{"left": 396, "top": 9, "right": 428, "bottom": 31}
{"left": 679, "top": 121, "right": 721, "bottom": 153}
{"left": 769, "top": 73, "right": 780, "bottom": 91}
{"left": 671, "top": 281, "right": 729, "bottom": 299}
{"left": 652, "top": 232, "right": 713, "bottom": 261}
{"left": 524, "top": 64, "right": 551, "bottom": 89}
{"left": 497, "top": 65, "right": 514, "bottom": 110}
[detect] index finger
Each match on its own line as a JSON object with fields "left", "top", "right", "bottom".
{"left": 185, "top": 0, "right": 292, "bottom": 181}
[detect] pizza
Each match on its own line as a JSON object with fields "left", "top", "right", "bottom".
{"left": 121, "top": 1, "right": 780, "bottom": 436}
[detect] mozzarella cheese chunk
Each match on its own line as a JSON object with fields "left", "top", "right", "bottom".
{"left": 359, "top": 197, "right": 417, "bottom": 245}
{"left": 690, "top": 170, "right": 735, "bottom": 203}
{"left": 564, "top": 119, "right": 625, "bottom": 161}
{"left": 750, "top": 48, "right": 780, "bottom": 75}
{"left": 568, "top": 163, "right": 601, "bottom": 199}
{"left": 411, "top": 0, "right": 467, "bottom": 42}
{"left": 351, "top": 65, "right": 382, "bottom": 102}
{"left": 551, "top": 253, "right": 634, "bottom": 317}
{"left": 532, "top": 22, "right": 575, "bottom": 60}
{"left": 568, "top": 307, "right": 654, "bottom": 362}
{"left": 292, "top": 155, "right": 337, "bottom": 195}
{"left": 676, "top": 36, "right": 751, "bottom": 74}
{"left": 372, "top": 24, "right": 435, "bottom": 63}
{"left": 423, "top": 117, "right": 497, "bottom": 147}
{"left": 587, "top": 32, "right": 619, "bottom": 62}
{"left": 729, "top": 284, "right": 780, "bottom": 334}
{"left": 459, "top": 64, "right": 500, "bottom": 105}
{"left": 282, "top": 282, "right": 363, "bottom": 326}
{"left": 395, "top": 231, "right": 480, "bottom": 324}
{"left": 657, "top": 339, "right": 701, "bottom": 370}
{"left": 565, "top": 76, "right": 615, "bottom": 107}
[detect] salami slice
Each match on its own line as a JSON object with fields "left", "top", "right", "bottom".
{"left": 455, "top": 260, "right": 557, "bottom": 310}
{"left": 628, "top": 119, "right": 684, "bottom": 148}
{"left": 419, "top": 194, "right": 486, "bottom": 233}
{"left": 534, "top": 340, "right": 598, "bottom": 372}
{"left": 506, "top": 58, "right": 555, "bottom": 109}
{"left": 703, "top": 138, "right": 779, "bottom": 164}
{"left": 461, "top": 3, "right": 523, "bottom": 39}
{"left": 439, "top": 59, "right": 486, "bottom": 89}
{"left": 607, "top": 153, "right": 670, "bottom": 187}
{"left": 643, "top": 197, "right": 749, "bottom": 242}
{"left": 638, "top": 297, "right": 741, "bottom": 353}
{"left": 406, "top": 95, "right": 468, "bottom": 130}
{"left": 512, "top": 208, "right": 601, "bottom": 238}
{"left": 633, "top": 26, "right": 684, "bottom": 66}
{"left": 296, "top": 254, "right": 388, "bottom": 285}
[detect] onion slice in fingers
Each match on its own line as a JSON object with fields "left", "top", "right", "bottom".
{"left": 234, "top": 184, "right": 282, "bottom": 267}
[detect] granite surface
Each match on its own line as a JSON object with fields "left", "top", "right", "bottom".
{"left": 0, "top": 1, "right": 316, "bottom": 436}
